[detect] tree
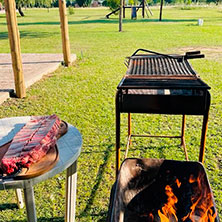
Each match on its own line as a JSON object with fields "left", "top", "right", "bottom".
{"left": 107, "top": 0, "right": 119, "bottom": 11}
{"left": 14, "top": 0, "right": 32, "bottom": 16}
{"left": 76, "top": 0, "right": 92, "bottom": 6}
{"left": 14, "top": 0, "right": 52, "bottom": 16}
{"left": 206, "top": 0, "right": 221, "bottom": 4}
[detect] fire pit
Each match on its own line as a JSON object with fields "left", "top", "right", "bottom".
{"left": 108, "top": 158, "right": 219, "bottom": 222}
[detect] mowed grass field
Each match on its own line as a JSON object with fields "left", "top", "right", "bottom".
{"left": 0, "top": 6, "right": 222, "bottom": 221}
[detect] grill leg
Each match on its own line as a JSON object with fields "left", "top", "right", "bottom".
{"left": 199, "top": 91, "right": 211, "bottom": 163}
{"left": 199, "top": 111, "right": 209, "bottom": 163}
{"left": 181, "top": 115, "right": 188, "bottom": 160}
{"left": 124, "top": 113, "right": 132, "bottom": 159}
{"left": 181, "top": 115, "right": 186, "bottom": 146}
{"left": 128, "top": 113, "right": 132, "bottom": 145}
{"left": 116, "top": 91, "right": 121, "bottom": 178}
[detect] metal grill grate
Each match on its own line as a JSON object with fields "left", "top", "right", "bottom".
{"left": 127, "top": 55, "right": 196, "bottom": 76}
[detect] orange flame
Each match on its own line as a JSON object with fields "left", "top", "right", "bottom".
{"left": 158, "top": 184, "right": 178, "bottom": 222}
{"left": 148, "top": 213, "right": 154, "bottom": 221}
{"left": 182, "top": 173, "right": 217, "bottom": 222}
{"left": 175, "top": 179, "right": 181, "bottom": 188}
{"left": 156, "top": 174, "right": 217, "bottom": 222}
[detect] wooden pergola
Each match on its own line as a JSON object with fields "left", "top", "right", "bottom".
{"left": 4, "top": 0, "right": 71, "bottom": 98}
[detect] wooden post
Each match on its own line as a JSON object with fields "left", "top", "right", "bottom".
{"left": 123, "top": 6, "right": 125, "bottom": 18}
{"left": 4, "top": 0, "right": 26, "bottom": 98}
{"left": 119, "top": 0, "right": 123, "bottom": 32}
{"left": 159, "top": 0, "right": 164, "bottom": 21}
{"left": 59, "top": 0, "right": 71, "bottom": 67}
{"left": 142, "top": 0, "right": 145, "bottom": 18}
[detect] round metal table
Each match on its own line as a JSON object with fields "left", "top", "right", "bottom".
{"left": 0, "top": 116, "right": 82, "bottom": 222}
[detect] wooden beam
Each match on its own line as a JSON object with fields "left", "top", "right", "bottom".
{"left": 159, "top": 0, "right": 164, "bottom": 21}
{"left": 59, "top": 0, "right": 71, "bottom": 67}
{"left": 4, "top": 0, "right": 26, "bottom": 98}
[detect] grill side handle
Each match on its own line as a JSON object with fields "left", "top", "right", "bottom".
{"left": 186, "top": 54, "right": 205, "bottom": 60}
{"left": 185, "top": 51, "right": 201, "bottom": 56}
{"left": 178, "top": 53, "right": 205, "bottom": 62}
{"left": 129, "top": 48, "right": 205, "bottom": 63}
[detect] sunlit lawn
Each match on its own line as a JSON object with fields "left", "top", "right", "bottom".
{"left": 0, "top": 5, "right": 221, "bottom": 221}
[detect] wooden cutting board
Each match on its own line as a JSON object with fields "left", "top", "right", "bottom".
{"left": 0, "top": 120, "right": 68, "bottom": 180}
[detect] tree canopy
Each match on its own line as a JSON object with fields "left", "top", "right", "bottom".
{"left": 0, "top": 0, "right": 53, "bottom": 16}
{"left": 0, "top": 0, "right": 220, "bottom": 16}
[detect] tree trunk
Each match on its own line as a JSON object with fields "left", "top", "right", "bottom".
{"left": 18, "top": 6, "right": 24, "bottom": 16}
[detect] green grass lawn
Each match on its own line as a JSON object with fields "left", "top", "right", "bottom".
{"left": 0, "top": 6, "right": 222, "bottom": 221}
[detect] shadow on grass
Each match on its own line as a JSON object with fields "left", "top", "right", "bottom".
{"left": 0, "top": 61, "right": 62, "bottom": 66}
{"left": 78, "top": 142, "right": 114, "bottom": 220}
{"left": 76, "top": 212, "right": 107, "bottom": 221}
{"left": 81, "top": 144, "right": 115, "bottom": 154}
{"left": 78, "top": 144, "right": 182, "bottom": 220}
{"left": 128, "top": 144, "right": 180, "bottom": 156}
{"left": 0, "top": 18, "right": 197, "bottom": 27}
{"left": 5, "top": 214, "right": 107, "bottom": 222}
{"left": 6, "top": 217, "right": 64, "bottom": 222}
{"left": 0, "top": 31, "right": 57, "bottom": 40}
{"left": 0, "top": 203, "right": 18, "bottom": 211}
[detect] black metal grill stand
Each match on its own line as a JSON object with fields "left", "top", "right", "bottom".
{"left": 115, "top": 50, "right": 211, "bottom": 177}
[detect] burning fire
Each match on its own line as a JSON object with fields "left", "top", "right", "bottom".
{"left": 175, "top": 179, "right": 181, "bottom": 188}
{"left": 156, "top": 173, "right": 217, "bottom": 222}
{"left": 182, "top": 173, "right": 217, "bottom": 222}
{"left": 158, "top": 185, "right": 178, "bottom": 222}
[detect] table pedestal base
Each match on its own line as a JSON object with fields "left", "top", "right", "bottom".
{"left": 20, "top": 161, "right": 78, "bottom": 222}
{"left": 24, "top": 186, "right": 37, "bottom": 222}
{"left": 65, "top": 161, "right": 77, "bottom": 222}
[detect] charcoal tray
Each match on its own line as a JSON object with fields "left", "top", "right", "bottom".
{"left": 108, "top": 158, "right": 219, "bottom": 222}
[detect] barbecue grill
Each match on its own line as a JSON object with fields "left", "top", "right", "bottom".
{"left": 115, "top": 49, "right": 211, "bottom": 176}
{"left": 108, "top": 158, "right": 219, "bottom": 222}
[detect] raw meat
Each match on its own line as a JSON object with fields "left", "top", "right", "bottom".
{"left": 1, "top": 114, "right": 61, "bottom": 174}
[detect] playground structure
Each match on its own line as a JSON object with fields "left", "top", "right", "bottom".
{"left": 107, "top": 0, "right": 165, "bottom": 31}
{"left": 106, "top": 0, "right": 153, "bottom": 19}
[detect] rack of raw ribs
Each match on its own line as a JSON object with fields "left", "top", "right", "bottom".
{"left": 0, "top": 114, "right": 65, "bottom": 178}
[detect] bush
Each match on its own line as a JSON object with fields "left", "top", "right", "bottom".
{"left": 67, "top": 0, "right": 72, "bottom": 6}
{"left": 185, "top": 0, "right": 192, "bottom": 4}
{"left": 68, "top": 6, "right": 74, "bottom": 14}
{"left": 180, "top": 5, "right": 202, "bottom": 9}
